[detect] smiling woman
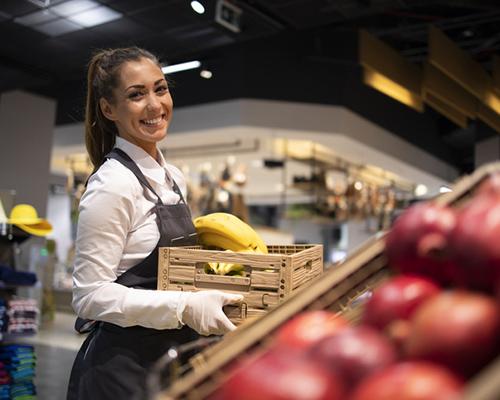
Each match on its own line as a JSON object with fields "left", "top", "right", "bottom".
{"left": 66, "top": 47, "right": 243, "bottom": 400}
{"left": 98, "top": 58, "right": 173, "bottom": 159}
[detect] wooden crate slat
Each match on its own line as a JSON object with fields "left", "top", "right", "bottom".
{"left": 167, "top": 266, "right": 196, "bottom": 283}
{"left": 164, "top": 283, "right": 280, "bottom": 309}
{"left": 250, "top": 270, "right": 280, "bottom": 289}
{"left": 291, "top": 260, "right": 323, "bottom": 290}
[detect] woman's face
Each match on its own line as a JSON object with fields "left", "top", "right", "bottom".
{"left": 100, "top": 57, "right": 173, "bottom": 158}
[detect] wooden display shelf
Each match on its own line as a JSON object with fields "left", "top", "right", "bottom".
{"left": 159, "top": 161, "right": 500, "bottom": 400}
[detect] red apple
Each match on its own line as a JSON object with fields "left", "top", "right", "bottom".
{"left": 208, "top": 350, "right": 346, "bottom": 400}
{"left": 273, "top": 310, "right": 348, "bottom": 352}
{"left": 351, "top": 361, "right": 463, "bottom": 400}
{"left": 307, "top": 325, "right": 397, "bottom": 388}
{"left": 385, "top": 202, "right": 458, "bottom": 285}
{"left": 405, "top": 290, "right": 500, "bottom": 377}
{"left": 363, "top": 274, "right": 441, "bottom": 331}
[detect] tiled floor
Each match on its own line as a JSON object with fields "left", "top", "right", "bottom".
{"left": 19, "top": 312, "right": 86, "bottom": 400}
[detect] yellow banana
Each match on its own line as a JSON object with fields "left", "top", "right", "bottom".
{"left": 194, "top": 213, "right": 268, "bottom": 254}
{"left": 203, "top": 250, "right": 245, "bottom": 276}
{"left": 198, "top": 232, "right": 249, "bottom": 252}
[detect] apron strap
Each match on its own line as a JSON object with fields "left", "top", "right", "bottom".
{"left": 171, "top": 179, "right": 187, "bottom": 205}
{"left": 108, "top": 148, "right": 187, "bottom": 206}
{"left": 107, "top": 148, "right": 163, "bottom": 204}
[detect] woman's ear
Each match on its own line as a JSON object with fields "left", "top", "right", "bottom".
{"left": 99, "top": 98, "right": 116, "bottom": 121}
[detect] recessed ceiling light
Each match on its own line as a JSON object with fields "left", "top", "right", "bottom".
{"left": 190, "top": 1, "right": 205, "bottom": 14}
{"left": 414, "top": 184, "right": 428, "bottom": 197}
{"left": 67, "top": 6, "right": 122, "bottom": 27}
{"left": 32, "top": 18, "right": 82, "bottom": 36}
{"left": 15, "top": 9, "right": 58, "bottom": 26}
{"left": 200, "top": 69, "right": 213, "bottom": 79}
{"left": 50, "top": 0, "right": 99, "bottom": 17}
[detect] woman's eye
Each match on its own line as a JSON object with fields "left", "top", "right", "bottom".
{"left": 128, "top": 91, "right": 143, "bottom": 100}
{"left": 156, "top": 85, "right": 168, "bottom": 94}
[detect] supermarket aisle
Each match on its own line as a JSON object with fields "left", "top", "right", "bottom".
{"left": 21, "top": 312, "right": 86, "bottom": 400}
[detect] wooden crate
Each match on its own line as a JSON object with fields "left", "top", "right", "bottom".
{"left": 157, "top": 244, "right": 323, "bottom": 325}
{"left": 158, "top": 161, "right": 500, "bottom": 400}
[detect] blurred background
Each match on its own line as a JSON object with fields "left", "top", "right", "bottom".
{"left": 0, "top": 0, "right": 499, "bottom": 398}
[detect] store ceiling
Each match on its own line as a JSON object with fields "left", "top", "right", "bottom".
{"left": 0, "top": 0, "right": 499, "bottom": 174}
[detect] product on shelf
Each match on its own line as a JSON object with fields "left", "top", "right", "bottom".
{"left": 0, "top": 344, "right": 36, "bottom": 399}
{"left": 158, "top": 162, "right": 500, "bottom": 400}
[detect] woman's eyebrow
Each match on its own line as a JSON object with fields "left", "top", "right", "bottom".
{"left": 126, "top": 79, "right": 165, "bottom": 90}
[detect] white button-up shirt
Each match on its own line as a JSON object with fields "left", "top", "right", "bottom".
{"left": 72, "top": 137, "right": 187, "bottom": 329}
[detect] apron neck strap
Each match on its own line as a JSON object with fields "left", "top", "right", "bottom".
{"left": 106, "top": 148, "right": 163, "bottom": 204}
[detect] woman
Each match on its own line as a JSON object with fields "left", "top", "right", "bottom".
{"left": 67, "top": 47, "right": 242, "bottom": 400}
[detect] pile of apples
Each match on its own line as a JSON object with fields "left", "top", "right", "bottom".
{"left": 208, "top": 173, "right": 500, "bottom": 400}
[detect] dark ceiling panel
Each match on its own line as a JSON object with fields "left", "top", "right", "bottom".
{"left": 104, "top": 0, "right": 172, "bottom": 14}
{"left": 130, "top": 1, "right": 200, "bottom": 31}
{"left": 0, "top": 0, "right": 39, "bottom": 17}
{"left": 0, "top": 11, "right": 12, "bottom": 22}
{"left": 89, "top": 16, "right": 154, "bottom": 43}
{"left": 269, "top": 0, "right": 346, "bottom": 29}
{"left": 0, "top": 0, "right": 499, "bottom": 173}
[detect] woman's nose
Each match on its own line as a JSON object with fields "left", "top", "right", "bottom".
{"left": 146, "top": 94, "right": 162, "bottom": 111}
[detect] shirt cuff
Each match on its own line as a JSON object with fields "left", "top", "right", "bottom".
{"left": 122, "top": 288, "right": 185, "bottom": 330}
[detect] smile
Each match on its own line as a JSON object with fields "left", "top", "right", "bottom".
{"left": 140, "top": 114, "right": 165, "bottom": 126}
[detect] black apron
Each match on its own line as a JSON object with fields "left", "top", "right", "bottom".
{"left": 67, "top": 148, "right": 199, "bottom": 400}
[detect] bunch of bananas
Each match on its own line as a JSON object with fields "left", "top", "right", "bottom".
{"left": 204, "top": 250, "right": 246, "bottom": 276}
{"left": 194, "top": 212, "right": 268, "bottom": 276}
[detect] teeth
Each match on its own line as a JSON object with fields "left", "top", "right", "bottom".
{"left": 143, "top": 116, "right": 162, "bottom": 125}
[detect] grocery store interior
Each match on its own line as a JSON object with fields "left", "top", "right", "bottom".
{"left": 0, "top": 0, "right": 500, "bottom": 399}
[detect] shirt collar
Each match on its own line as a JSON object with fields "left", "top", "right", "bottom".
{"left": 115, "top": 137, "right": 167, "bottom": 185}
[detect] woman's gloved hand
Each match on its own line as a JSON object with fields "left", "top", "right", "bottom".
{"left": 177, "top": 291, "right": 244, "bottom": 336}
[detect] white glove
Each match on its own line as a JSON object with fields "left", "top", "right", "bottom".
{"left": 177, "top": 291, "right": 244, "bottom": 336}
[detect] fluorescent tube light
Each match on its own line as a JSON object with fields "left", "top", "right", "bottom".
{"left": 161, "top": 61, "right": 201, "bottom": 74}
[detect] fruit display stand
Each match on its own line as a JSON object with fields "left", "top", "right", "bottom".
{"left": 157, "top": 244, "right": 323, "bottom": 325}
{"left": 157, "top": 161, "right": 500, "bottom": 400}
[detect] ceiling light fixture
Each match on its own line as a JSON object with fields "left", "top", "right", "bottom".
{"left": 50, "top": 0, "right": 98, "bottom": 17}
{"left": 27, "top": 0, "right": 51, "bottom": 8}
{"left": 161, "top": 60, "right": 201, "bottom": 74}
{"left": 67, "top": 5, "right": 122, "bottom": 27}
{"left": 15, "top": 0, "right": 123, "bottom": 35}
{"left": 32, "top": 18, "right": 82, "bottom": 36}
{"left": 414, "top": 184, "right": 428, "bottom": 197}
{"left": 200, "top": 69, "right": 213, "bottom": 79}
{"left": 15, "top": 9, "right": 58, "bottom": 26}
{"left": 190, "top": 1, "right": 205, "bottom": 14}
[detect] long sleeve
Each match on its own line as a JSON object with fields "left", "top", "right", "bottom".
{"left": 72, "top": 160, "right": 184, "bottom": 330}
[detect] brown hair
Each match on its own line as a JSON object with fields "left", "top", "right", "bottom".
{"left": 85, "top": 46, "right": 161, "bottom": 174}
